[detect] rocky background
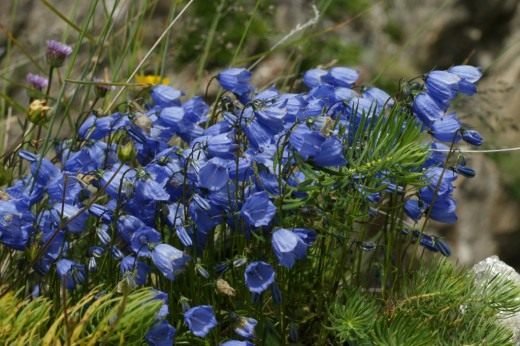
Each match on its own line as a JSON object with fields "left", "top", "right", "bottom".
{"left": 1, "top": 0, "right": 519, "bottom": 268}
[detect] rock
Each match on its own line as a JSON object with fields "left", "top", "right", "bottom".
{"left": 472, "top": 256, "right": 520, "bottom": 345}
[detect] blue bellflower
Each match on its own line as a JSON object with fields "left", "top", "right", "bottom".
{"left": 322, "top": 67, "right": 359, "bottom": 88}
{"left": 240, "top": 191, "right": 276, "bottom": 228}
{"left": 235, "top": 317, "right": 257, "bottom": 339}
{"left": 145, "top": 320, "right": 176, "bottom": 346}
{"left": 412, "top": 93, "right": 444, "bottom": 127}
{"left": 424, "top": 70, "right": 460, "bottom": 109}
{"left": 151, "top": 85, "right": 183, "bottom": 107}
{"left": 271, "top": 228, "right": 314, "bottom": 268}
{"left": 244, "top": 261, "right": 275, "bottom": 293}
{"left": 56, "top": 259, "right": 86, "bottom": 290}
{"left": 448, "top": 65, "right": 482, "bottom": 95}
{"left": 217, "top": 68, "right": 252, "bottom": 96}
{"left": 151, "top": 244, "right": 190, "bottom": 280}
{"left": 184, "top": 305, "right": 218, "bottom": 337}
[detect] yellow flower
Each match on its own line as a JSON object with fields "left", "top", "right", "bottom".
{"left": 135, "top": 74, "right": 170, "bottom": 86}
{"left": 27, "top": 99, "right": 51, "bottom": 125}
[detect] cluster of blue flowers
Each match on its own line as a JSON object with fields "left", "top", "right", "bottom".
{"left": 0, "top": 62, "right": 482, "bottom": 344}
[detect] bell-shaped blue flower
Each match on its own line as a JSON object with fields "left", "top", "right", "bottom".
{"left": 303, "top": 68, "right": 327, "bottom": 88}
{"left": 217, "top": 68, "right": 252, "bottom": 96}
{"left": 235, "top": 317, "right": 257, "bottom": 339}
{"left": 120, "top": 255, "right": 150, "bottom": 285}
{"left": 0, "top": 200, "right": 33, "bottom": 250}
{"left": 198, "top": 158, "right": 230, "bottom": 191}
{"left": 134, "top": 178, "right": 170, "bottom": 202}
{"left": 448, "top": 65, "right": 482, "bottom": 95}
{"left": 184, "top": 305, "right": 218, "bottom": 337}
{"left": 272, "top": 228, "right": 313, "bottom": 268}
{"left": 404, "top": 199, "right": 425, "bottom": 221}
{"left": 131, "top": 226, "right": 162, "bottom": 257}
{"left": 322, "top": 67, "right": 359, "bottom": 88}
{"left": 430, "top": 113, "right": 462, "bottom": 142}
{"left": 424, "top": 70, "right": 460, "bottom": 109}
{"left": 289, "top": 125, "right": 325, "bottom": 160}
{"left": 412, "top": 92, "right": 444, "bottom": 127}
{"left": 151, "top": 85, "right": 182, "bottom": 107}
{"left": 428, "top": 195, "right": 457, "bottom": 224}
{"left": 244, "top": 261, "right": 275, "bottom": 293}
{"left": 145, "top": 320, "right": 176, "bottom": 346}
{"left": 56, "top": 259, "right": 86, "bottom": 290}
{"left": 151, "top": 243, "right": 190, "bottom": 281}
{"left": 240, "top": 191, "right": 276, "bottom": 228}
{"left": 313, "top": 136, "right": 346, "bottom": 167}
{"left": 363, "top": 87, "right": 394, "bottom": 109}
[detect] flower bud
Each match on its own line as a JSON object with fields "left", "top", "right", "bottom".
{"left": 117, "top": 141, "right": 136, "bottom": 163}
{"left": 27, "top": 99, "right": 51, "bottom": 125}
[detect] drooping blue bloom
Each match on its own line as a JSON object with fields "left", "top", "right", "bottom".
{"left": 412, "top": 92, "right": 444, "bottom": 127}
{"left": 0, "top": 200, "right": 33, "bottom": 250}
{"left": 244, "top": 118, "right": 274, "bottom": 149}
{"left": 151, "top": 85, "right": 183, "bottom": 107}
{"left": 63, "top": 141, "right": 111, "bottom": 173}
{"left": 235, "top": 317, "right": 257, "bottom": 339}
{"left": 322, "top": 67, "right": 359, "bottom": 88}
{"left": 217, "top": 68, "right": 252, "bottom": 96}
{"left": 244, "top": 261, "right": 275, "bottom": 293}
{"left": 423, "top": 167, "right": 457, "bottom": 197}
{"left": 272, "top": 228, "right": 313, "bottom": 268}
{"left": 47, "top": 174, "right": 83, "bottom": 205}
{"left": 117, "top": 214, "right": 146, "bottom": 243}
{"left": 430, "top": 113, "right": 462, "bottom": 142}
{"left": 254, "top": 104, "right": 287, "bottom": 133}
{"left": 204, "top": 132, "right": 238, "bottom": 159}
{"left": 255, "top": 168, "right": 280, "bottom": 195}
{"left": 461, "top": 129, "right": 483, "bottom": 146}
{"left": 52, "top": 203, "right": 88, "bottom": 234}
{"left": 313, "top": 136, "right": 346, "bottom": 167}
{"left": 151, "top": 243, "right": 190, "bottom": 281}
{"left": 424, "top": 142, "right": 449, "bottom": 167}
{"left": 145, "top": 320, "right": 176, "bottom": 346}
{"left": 404, "top": 199, "right": 425, "bottom": 221}
{"left": 428, "top": 195, "right": 457, "bottom": 224}
{"left": 19, "top": 150, "right": 60, "bottom": 187}
{"left": 134, "top": 178, "right": 170, "bottom": 202}
{"left": 448, "top": 65, "right": 482, "bottom": 95}
{"left": 303, "top": 68, "right": 327, "bottom": 88}
{"left": 120, "top": 255, "right": 150, "bottom": 285}
{"left": 130, "top": 226, "right": 162, "bottom": 257}
{"left": 289, "top": 125, "right": 325, "bottom": 160}
{"left": 56, "top": 259, "right": 86, "bottom": 290}
{"left": 198, "top": 158, "right": 230, "bottom": 191}
{"left": 99, "top": 163, "right": 137, "bottom": 198}
{"left": 424, "top": 70, "right": 460, "bottom": 109}
{"left": 183, "top": 96, "right": 209, "bottom": 123}
{"left": 240, "top": 191, "right": 276, "bottom": 228}
{"left": 184, "top": 305, "right": 218, "bottom": 337}
{"left": 363, "top": 87, "right": 394, "bottom": 109}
